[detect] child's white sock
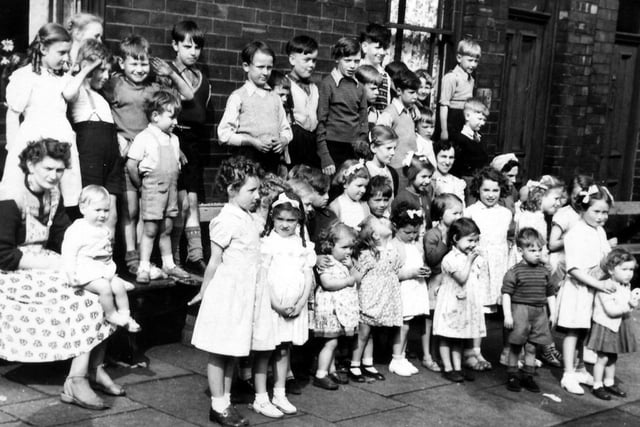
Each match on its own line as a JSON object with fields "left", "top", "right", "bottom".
{"left": 162, "top": 255, "right": 176, "bottom": 269}
{"left": 211, "top": 396, "right": 227, "bottom": 413}
{"left": 138, "top": 260, "right": 151, "bottom": 272}
{"left": 273, "top": 387, "right": 286, "bottom": 398}
{"left": 223, "top": 393, "right": 231, "bottom": 407}
{"left": 315, "top": 369, "right": 328, "bottom": 379}
{"left": 349, "top": 361, "right": 362, "bottom": 375}
{"left": 362, "top": 358, "right": 379, "bottom": 373}
{"left": 603, "top": 378, "right": 615, "bottom": 387}
{"left": 255, "top": 392, "right": 269, "bottom": 404}
{"left": 593, "top": 381, "right": 604, "bottom": 389}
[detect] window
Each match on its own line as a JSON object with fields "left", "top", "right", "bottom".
{"left": 386, "top": 0, "right": 459, "bottom": 107}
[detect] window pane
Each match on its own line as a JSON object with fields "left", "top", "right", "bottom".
{"left": 389, "top": 0, "right": 440, "bottom": 27}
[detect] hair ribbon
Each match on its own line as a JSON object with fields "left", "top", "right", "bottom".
{"left": 525, "top": 180, "right": 548, "bottom": 191}
{"left": 402, "top": 151, "right": 427, "bottom": 168}
{"left": 272, "top": 193, "right": 299, "bottom": 209}
{"left": 406, "top": 209, "right": 423, "bottom": 219}
{"left": 345, "top": 159, "right": 365, "bottom": 177}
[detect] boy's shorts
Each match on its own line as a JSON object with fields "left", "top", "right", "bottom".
{"left": 508, "top": 303, "right": 553, "bottom": 346}
{"left": 140, "top": 174, "right": 178, "bottom": 221}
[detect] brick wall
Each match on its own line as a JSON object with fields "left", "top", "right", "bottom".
{"left": 103, "top": 0, "right": 387, "bottom": 200}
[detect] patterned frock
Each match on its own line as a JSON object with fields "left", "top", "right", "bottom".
{"left": 0, "top": 186, "right": 114, "bottom": 362}
{"left": 357, "top": 245, "right": 403, "bottom": 327}
{"left": 313, "top": 256, "right": 359, "bottom": 338}
{"left": 465, "top": 201, "right": 514, "bottom": 307}
{"left": 433, "top": 247, "right": 487, "bottom": 339}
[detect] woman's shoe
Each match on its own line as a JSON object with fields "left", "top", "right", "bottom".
{"left": 89, "top": 365, "right": 126, "bottom": 396}
{"left": 60, "top": 376, "right": 109, "bottom": 410}
{"left": 560, "top": 372, "right": 584, "bottom": 395}
{"left": 362, "top": 365, "right": 385, "bottom": 381}
{"left": 592, "top": 387, "right": 612, "bottom": 401}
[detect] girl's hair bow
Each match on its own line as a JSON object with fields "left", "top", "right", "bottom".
{"left": 406, "top": 209, "right": 423, "bottom": 219}
{"left": 525, "top": 180, "right": 548, "bottom": 191}
{"left": 345, "top": 159, "right": 365, "bottom": 177}
{"left": 402, "top": 151, "right": 427, "bottom": 168}
{"left": 272, "top": 193, "right": 299, "bottom": 209}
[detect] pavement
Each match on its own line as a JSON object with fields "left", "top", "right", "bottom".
{"left": 1, "top": 316, "right": 640, "bottom": 427}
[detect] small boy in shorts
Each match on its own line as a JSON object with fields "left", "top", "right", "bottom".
{"left": 103, "top": 34, "right": 193, "bottom": 276}
{"left": 126, "top": 90, "right": 191, "bottom": 284}
{"left": 502, "top": 228, "right": 557, "bottom": 393}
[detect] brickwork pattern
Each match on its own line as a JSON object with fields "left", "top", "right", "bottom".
{"left": 103, "top": 0, "right": 385, "bottom": 200}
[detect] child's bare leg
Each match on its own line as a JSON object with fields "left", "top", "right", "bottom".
{"left": 603, "top": 354, "right": 617, "bottom": 387}
{"left": 207, "top": 353, "right": 233, "bottom": 413}
{"left": 451, "top": 340, "right": 463, "bottom": 371}
{"left": 110, "top": 277, "right": 130, "bottom": 312}
{"left": 273, "top": 344, "right": 289, "bottom": 390}
{"left": 422, "top": 317, "right": 439, "bottom": 365}
{"left": 592, "top": 352, "right": 607, "bottom": 387}
{"left": 85, "top": 278, "right": 117, "bottom": 319}
{"left": 158, "top": 218, "right": 176, "bottom": 268}
{"left": 523, "top": 342, "right": 537, "bottom": 370}
{"left": 508, "top": 343, "right": 523, "bottom": 372}
{"left": 562, "top": 331, "right": 578, "bottom": 372}
{"left": 123, "top": 190, "right": 139, "bottom": 253}
{"left": 253, "top": 350, "right": 272, "bottom": 395}
{"left": 139, "top": 221, "right": 158, "bottom": 269}
{"left": 107, "top": 195, "right": 118, "bottom": 238}
{"left": 317, "top": 338, "right": 337, "bottom": 377}
{"left": 350, "top": 323, "right": 371, "bottom": 373}
{"left": 439, "top": 339, "right": 453, "bottom": 372}
{"left": 392, "top": 322, "right": 410, "bottom": 358}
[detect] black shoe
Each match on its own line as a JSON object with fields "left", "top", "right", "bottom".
{"left": 285, "top": 377, "right": 302, "bottom": 395}
{"left": 592, "top": 387, "right": 612, "bottom": 400}
{"left": 328, "top": 372, "right": 349, "bottom": 384}
{"left": 521, "top": 375, "right": 540, "bottom": 393}
{"left": 209, "top": 407, "right": 244, "bottom": 426}
{"left": 362, "top": 365, "right": 385, "bottom": 381}
{"left": 347, "top": 368, "right": 366, "bottom": 383}
{"left": 604, "top": 384, "right": 627, "bottom": 398}
{"left": 506, "top": 374, "right": 522, "bottom": 392}
{"left": 185, "top": 259, "right": 207, "bottom": 276}
{"left": 227, "top": 405, "right": 249, "bottom": 426}
{"left": 443, "top": 370, "right": 464, "bottom": 383}
{"left": 313, "top": 376, "right": 339, "bottom": 390}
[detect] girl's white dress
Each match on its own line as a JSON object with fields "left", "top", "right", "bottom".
{"left": 549, "top": 205, "right": 581, "bottom": 273}
{"left": 432, "top": 170, "right": 466, "bottom": 205}
{"left": 261, "top": 232, "right": 316, "bottom": 346}
{"left": 433, "top": 247, "right": 487, "bottom": 339}
{"left": 556, "top": 219, "right": 611, "bottom": 329}
{"left": 396, "top": 240, "right": 429, "bottom": 318}
{"left": 192, "top": 203, "right": 261, "bottom": 356}
{"left": 3, "top": 66, "right": 81, "bottom": 206}
{"left": 465, "top": 201, "right": 513, "bottom": 307}
{"left": 330, "top": 194, "right": 369, "bottom": 230}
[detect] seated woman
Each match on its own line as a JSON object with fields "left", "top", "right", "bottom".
{"left": 0, "top": 138, "right": 120, "bottom": 410}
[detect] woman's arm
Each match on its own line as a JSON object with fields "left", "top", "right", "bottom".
{"left": 569, "top": 268, "right": 615, "bottom": 293}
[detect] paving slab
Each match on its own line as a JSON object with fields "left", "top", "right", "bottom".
{"left": 145, "top": 343, "right": 208, "bottom": 375}
{"left": 617, "top": 400, "right": 640, "bottom": 418}
{"left": 0, "top": 378, "right": 48, "bottom": 407}
{"left": 559, "top": 408, "right": 640, "bottom": 426}
{"left": 0, "top": 396, "right": 143, "bottom": 426}
{"left": 262, "top": 414, "right": 336, "bottom": 426}
{"left": 0, "top": 422, "right": 23, "bottom": 427}
{"left": 56, "top": 408, "right": 198, "bottom": 427}
{"left": 395, "top": 383, "right": 566, "bottom": 426}
{"left": 101, "top": 359, "right": 192, "bottom": 386}
{"left": 348, "top": 364, "right": 449, "bottom": 397}
{"left": 335, "top": 405, "right": 458, "bottom": 427}
{"left": 0, "top": 410, "right": 18, "bottom": 423}
{"left": 287, "top": 383, "right": 404, "bottom": 423}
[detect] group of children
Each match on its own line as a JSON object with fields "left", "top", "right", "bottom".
{"left": 3, "top": 15, "right": 638, "bottom": 427}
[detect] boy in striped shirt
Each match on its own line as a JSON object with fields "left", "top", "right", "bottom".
{"left": 502, "top": 228, "right": 557, "bottom": 393}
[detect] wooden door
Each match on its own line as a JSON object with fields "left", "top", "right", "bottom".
{"left": 601, "top": 37, "right": 640, "bottom": 201}
{"left": 498, "top": 8, "right": 553, "bottom": 180}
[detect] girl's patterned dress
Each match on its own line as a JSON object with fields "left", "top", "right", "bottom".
{"left": 313, "top": 256, "right": 359, "bottom": 338}
{"left": 465, "top": 201, "right": 514, "bottom": 307}
{"left": 433, "top": 247, "right": 487, "bottom": 339}
{"left": 357, "top": 244, "right": 403, "bottom": 327}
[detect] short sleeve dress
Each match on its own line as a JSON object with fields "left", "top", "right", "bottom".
{"left": 3, "top": 66, "right": 81, "bottom": 207}
{"left": 433, "top": 247, "right": 487, "bottom": 339}
{"left": 313, "top": 256, "right": 359, "bottom": 338}
{"left": 465, "top": 201, "right": 514, "bottom": 307}
{"left": 261, "top": 232, "right": 316, "bottom": 346}
{"left": 0, "top": 185, "right": 114, "bottom": 362}
{"left": 556, "top": 219, "right": 611, "bottom": 329}
{"left": 331, "top": 194, "right": 369, "bottom": 230}
{"left": 357, "top": 245, "right": 403, "bottom": 327}
{"left": 549, "top": 205, "right": 581, "bottom": 273}
{"left": 191, "top": 203, "right": 261, "bottom": 357}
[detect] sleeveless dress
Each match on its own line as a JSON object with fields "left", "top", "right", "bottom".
{"left": 0, "top": 187, "right": 114, "bottom": 362}
{"left": 313, "top": 256, "right": 359, "bottom": 338}
{"left": 397, "top": 240, "right": 429, "bottom": 318}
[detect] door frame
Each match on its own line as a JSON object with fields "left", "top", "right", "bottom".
{"left": 498, "top": 6, "right": 557, "bottom": 180}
